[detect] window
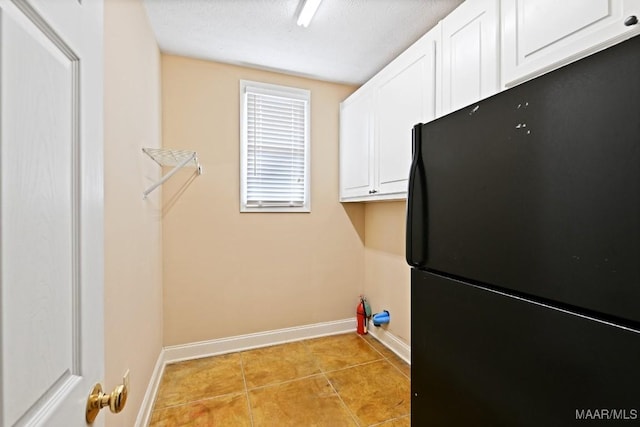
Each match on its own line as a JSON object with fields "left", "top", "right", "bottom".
{"left": 240, "top": 80, "right": 310, "bottom": 212}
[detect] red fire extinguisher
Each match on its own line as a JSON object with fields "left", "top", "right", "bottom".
{"left": 357, "top": 295, "right": 371, "bottom": 335}
{"left": 357, "top": 300, "right": 366, "bottom": 335}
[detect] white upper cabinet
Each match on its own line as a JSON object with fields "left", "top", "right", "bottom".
{"left": 339, "top": 26, "right": 440, "bottom": 202}
{"left": 339, "top": 86, "right": 374, "bottom": 200}
{"left": 374, "top": 27, "right": 440, "bottom": 199}
{"left": 502, "top": 0, "right": 640, "bottom": 87}
{"left": 441, "top": 0, "right": 500, "bottom": 114}
{"left": 339, "top": 0, "right": 640, "bottom": 203}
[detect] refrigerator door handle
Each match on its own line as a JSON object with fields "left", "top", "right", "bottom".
{"left": 406, "top": 123, "right": 429, "bottom": 268}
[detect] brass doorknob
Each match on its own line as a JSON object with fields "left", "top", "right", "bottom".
{"left": 86, "top": 374, "right": 129, "bottom": 423}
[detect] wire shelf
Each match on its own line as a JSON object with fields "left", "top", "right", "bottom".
{"left": 142, "top": 148, "right": 202, "bottom": 198}
{"left": 142, "top": 148, "right": 201, "bottom": 168}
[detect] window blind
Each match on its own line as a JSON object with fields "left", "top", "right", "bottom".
{"left": 243, "top": 84, "right": 309, "bottom": 210}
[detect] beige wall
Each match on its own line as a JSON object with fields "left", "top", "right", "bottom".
{"left": 104, "top": 1, "right": 163, "bottom": 425}
{"left": 364, "top": 202, "right": 411, "bottom": 345}
{"left": 161, "top": 55, "right": 364, "bottom": 346}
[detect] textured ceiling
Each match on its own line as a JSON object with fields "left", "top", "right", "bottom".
{"left": 143, "top": 0, "right": 464, "bottom": 85}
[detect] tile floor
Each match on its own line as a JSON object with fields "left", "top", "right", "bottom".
{"left": 149, "top": 333, "right": 411, "bottom": 426}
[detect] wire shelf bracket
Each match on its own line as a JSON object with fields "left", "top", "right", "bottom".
{"left": 142, "top": 148, "right": 202, "bottom": 198}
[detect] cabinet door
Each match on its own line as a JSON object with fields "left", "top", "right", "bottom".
{"left": 339, "top": 89, "right": 374, "bottom": 200}
{"left": 441, "top": 0, "right": 500, "bottom": 114}
{"left": 502, "top": 0, "right": 640, "bottom": 87}
{"left": 375, "top": 29, "right": 440, "bottom": 198}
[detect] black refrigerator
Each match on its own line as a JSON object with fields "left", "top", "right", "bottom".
{"left": 406, "top": 35, "right": 640, "bottom": 426}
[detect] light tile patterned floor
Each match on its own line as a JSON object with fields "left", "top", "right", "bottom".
{"left": 149, "top": 333, "right": 410, "bottom": 426}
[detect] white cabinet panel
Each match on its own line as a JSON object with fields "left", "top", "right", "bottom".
{"left": 521, "top": 0, "right": 609, "bottom": 55}
{"left": 340, "top": 88, "right": 373, "bottom": 200}
{"left": 502, "top": 0, "right": 640, "bottom": 87}
{"left": 442, "top": 0, "right": 500, "bottom": 114}
{"left": 446, "top": 19, "right": 482, "bottom": 111}
{"left": 376, "top": 30, "right": 439, "bottom": 197}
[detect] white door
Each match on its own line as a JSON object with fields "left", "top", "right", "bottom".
{"left": 441, "top": 0, "right": 500, "bottom": 114}
{"left": 0, "top": 0, "right": 104, "bottom": 426}
{"left": 501, "top": 0, "right": 640, "bottom": 87}
{"left": 339, "top": 88, "right": 374, "bottom": 200}
{"left": 376, "top": 27, "right": 439, "bottom": 197}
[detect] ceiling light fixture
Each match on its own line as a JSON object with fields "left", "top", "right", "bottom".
{"left": 297, "top": 0, "right": 322, "bottom": 27}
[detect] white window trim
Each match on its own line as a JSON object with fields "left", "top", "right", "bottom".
{"left": 240, "top": 80, "right": 311, "bottom": 213}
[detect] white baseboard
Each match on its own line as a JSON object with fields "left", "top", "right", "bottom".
{"left": 163, "top": 317, "right": 356, "bottom": 363}
{"left": 367, "top": 326, "right": 411, "bottom": 365}
{"left": 135, "top": 317, "right": 408, "bottom": 426}
{"left": 135, "top": 349, "right": 167, "bottom": 427}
